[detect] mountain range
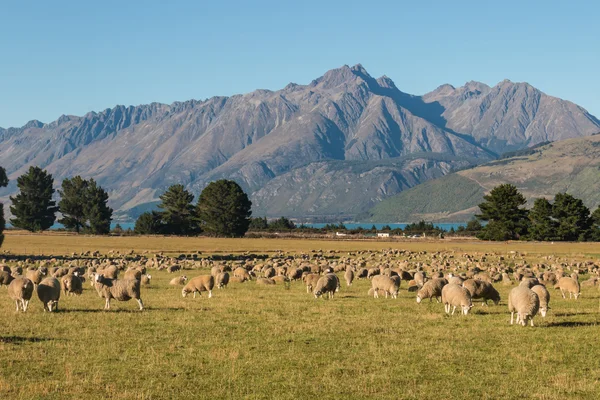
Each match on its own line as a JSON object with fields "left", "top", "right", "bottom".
{"left": 364, "top": 134, "right": 600, "bottom": 222}
{"left": 1, "top": 64, "right": 598, "bottom": 221}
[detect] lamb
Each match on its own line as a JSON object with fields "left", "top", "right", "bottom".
{"left": 8, "top": 277, "right": 34, "bottom": 312}
{"left": 94, "top": 274, "right": 144, "bottom": 310}
{"left": 554, "top": 277, "right": 580, "bottom": 299}
{"left": 441, "top": 284, "right": 473, "bottom": 315}
{"left": 0, "top": 270, "right": 15, "bottom": 286}
{"left": 169, "top": 275, "right": 188, "bottom": 286}
{"left": 37, "top": 277, "right": 61, "bottom": 312}
{"left": 303, "top": 273, "right": 321, "bottom": 293}
{"left": 531, "top": 285, "right": 550, "bottom": 318}
{"left": 61, "top": 274, "right": 83, "bottom": 296}
{"left": 26, "top": 267, "right": 48, "bottom": 286}
{"left": 416, "top": 278, "right": 447, "bottom": 303}
{"left": 182, "top": 275, "right": 214, "bottom": 298}
{"left": 314, "top": 274, "right": 340, "bottom": 299}
{"left": 462, "top": 279, "right": 500, "bottom": 306}
{"left": 508, "top": 286, "right": 539, "bottom": 326}
{"left": 344, "top": 267, "right": 354, "bottom": 286}
{"left": 216, "top": 272, "right": 229, "bottom": 289}
{"left": 371, "top": 275, "right": 400, "bottom": 299}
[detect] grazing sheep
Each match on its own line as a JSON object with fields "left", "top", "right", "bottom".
{"left": 256, "top": 277, "right": 276, "bottom": 285}
{"left": 554, "top": 277, "right": 580, "bottom": 299}
{"left": 26, "top": 267, "right": 48, "bottom": 286}
{"left": 462, "top": 279, "right": 500, "bottom": 306}
{"left": 182, "top": 275, "right": 214, "bottom": 298}
{"left": 233, "top": 267, "right": 251, "bottom": 282}
{"left": 416, "top": 278, "right": 447, "bottom": 303}
{"left": 531, "top": 285, "right": 550, "bottom": 318}
{"left": 371, "top": 275, "right": 400, "bottom": 299}
{"left": 519, "top": 277, "right": 539, "bottom": 289}
{"left": 508, "top": 286, "right": 540, "bottom": 326}
{"left": 93, "top": 273, "right": 143, "bottom": 310}
{"left": 169, "top": 275, "right": 188, "bottom": 286}
{"left": 140, "top": 274, "right": 152, "bottom": 285}
{"left": 263, "top": 267, "right": 276, "bottom": 278}
{"left": 11, "top": 266, "right": 23, "bottom": 277}
{"left": 303, "top": 273, "right": 321, "bottom": 293}
{"left": 52, "top": 267, "right": 69, "bottom": 278}
{"left": 61, "top": 274, "right": 83, "bottom": 296}
{"left": 37, "top": 277, "right": 61, "bottom": 312}
{"left": 441, "top": 284, "right": 473, "bottom": 315}
{"left": 314, "top": 274, "right": 340, "bottom": 299}
{"left": 0, "top": 270, "right": 15, "bottom": 287}
{"left": 344, "top": 267, "right": 354, "bottom": 286}
{"left": 356, "top": 268, "right": 368, "bottom": 279}
{"left": 8, "top": 277, "right": 34, "bottom": 312}
{"left": 216, "top": 272, "right": 230, "bottom": 289}
{"left": 447, "top": 274, "right": 464, "bottom": 286}
{"left": 288, "top": 268, "right": 303, "bottom": 281}
{"left": 367, "top": 288, "right": 387, "bottom": 297}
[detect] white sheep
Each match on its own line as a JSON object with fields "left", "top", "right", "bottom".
{"left": 8, "top": 277, "right": 34, "bottom": 312}
{"left": 140, "top": 274, "right": 152, "bottom": 285}
{"left": 441, "top": 284, "right": 472, "bottom": 315}
{"left": 303, "top": 273, "right": 321, "bottom": 294}
{"left": 26, "top": 267, "right": 48, "bottom": 286}
{"left": 554, "top": 277, "right": 580, "bottom": 299}
{"left": 416, "top": 278, "right": 447, "bottom": 303}
{"left": 531, "top": 285, "right": 550, "bottom": 318}
{"left": 216, "top": 272, "right": 229, "bottom": 289}
{"left": 37, "top": 277, "right": 61, "bottom": 312}
{"left": 314, "top": 274, "right": 340, "bottom": 299}
{"left": 94, "top": 274, "right": 144, "bottom": 310}
{"left": 182, "top": 275, "right": 214, "bottom": 298}
{"left": 344, "top": 267, "right": 354, "bottom": 286}
{"left": 61, "top": 274, "right": 83, "bottom": 296}
{"left": 371, "top": 275, "right": 400, "bottom": 299}
{"left": 508, "top": 286, "right": 540, "bottom": 326}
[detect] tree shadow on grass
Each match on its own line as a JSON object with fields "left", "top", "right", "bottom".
{"left": 0, "top": 336, "right": 55, "bottom": 344}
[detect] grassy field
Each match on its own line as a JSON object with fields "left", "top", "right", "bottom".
{"left": 1, "top": 233, "right": 600, "bottom": 399}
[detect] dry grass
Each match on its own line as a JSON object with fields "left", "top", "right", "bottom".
{"left": 1, "top": 233, "right": 600, "bottom": 399}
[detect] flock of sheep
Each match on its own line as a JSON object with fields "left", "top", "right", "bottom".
{"left": 0, "top": 247, "right": 595, "bottom": 327}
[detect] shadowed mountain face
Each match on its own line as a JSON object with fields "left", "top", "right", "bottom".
{"left": 0, "top": 64, "right": 598, "bottom": 219}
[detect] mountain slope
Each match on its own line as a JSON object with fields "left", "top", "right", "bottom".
{"left": 0, "top": 64, "right": 598, "bottom": 220}
{"left": 364, "top": 134, "right": 600, "bottom": 222}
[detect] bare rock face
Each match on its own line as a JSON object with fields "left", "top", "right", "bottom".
{"left": 0, "top": 64, "right": 598, "bottom": 219}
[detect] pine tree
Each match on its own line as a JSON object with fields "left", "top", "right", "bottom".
{"left": 10, "top": 166, "right": 58, "bottom": 232}
{"left": 84, "top": 179, "right": 113, "bottom": 234}
{"left": 196, "top": 180, "right": 252, "bottom": 237}
{"left": 552, "top": 193, "right": 591, "bottom": 241}
{"left": 528, "top": 198, "right": 556, "bottom": 241}
{"left": 476, "top": 184, "right": 529, "bottom": 241}
{"left": 58, "top": 176, "right": 89, "bottom": 233}
{"left": 590, "top": 206, "right": 600, "bottom": 241}
{"left": 158, "top": 184, "right": 196, "bottom": 235}
{"left": 134, "top": 211, "right": 164, "bottom": 234}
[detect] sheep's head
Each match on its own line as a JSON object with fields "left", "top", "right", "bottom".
{"left": 462, "top": 304, "right": 473, "bottom": 315}
{"left": 181, "top": 288, "right": 189, "bottom": 298}
{"left": 416, "top": 295, "right": 422, "bottom": 304}
{"left": 39, "top": 267, "right": 48, "bottom": 276}
{"left": 314, "top": 290, "right": 322, "bottom": 299}
{"left": 539, "top": 307, "right": 547, "bottom": 318}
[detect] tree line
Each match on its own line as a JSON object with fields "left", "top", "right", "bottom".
{"left": 474, "top": 184, "right": 600, "bottom": 241}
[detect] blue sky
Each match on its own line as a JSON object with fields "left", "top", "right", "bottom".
{"left": 1, "top": 0, "right": 598, "bottom": 128}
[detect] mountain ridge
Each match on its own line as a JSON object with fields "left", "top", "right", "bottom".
{"left": 1, "top": 64, "right": 598, "bottom": 220}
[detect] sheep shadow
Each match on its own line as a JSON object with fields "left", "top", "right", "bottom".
{"left": 0, "top": 336, "right": 55, "bottom": 344}
{"left": 552, "top": 311, "right": 597, "bottom": 317}
{"left": 546, "top": 321, "right": 598, "bottom": 328}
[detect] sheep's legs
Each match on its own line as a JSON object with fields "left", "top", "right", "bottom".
{"left": 23, "top": 300, "right": 29, "bottom": 312}
{"left": 137, "top": 298, "right": 144, "bottom": 311}
{"left": 15, "top": 300, "right": 19, "bottom": 312}
{"left": 510, "top": 312, "right": 514, "bottom": 324}
{"left": 193, "top": 291, "right": 196, "bottom": 299}
{"left": 105, "top": 298, "right": 110, "bottom": 310}
{"left": 561, "top": 290, "right": 566, "bottom": 299}
{"left": 451, "top": 306, "right": 456, "bottom": 315}
{"left": 208, "top": 290, "right": 212, "bottom": 299}
{"left": 530, "top": 317, "right": 534, "bottom": 327}
{"left": 374, "top": 290, "right": 378, "bottom": 299}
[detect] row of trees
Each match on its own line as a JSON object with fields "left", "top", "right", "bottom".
{"left": 0, "top": 166, "right": 113, "bottom": 234}
{"left": 475, "top": 184, "right": 600, "bottom": 241}
{"left": 134, "top": 180, "right": 252, "bottom": 237}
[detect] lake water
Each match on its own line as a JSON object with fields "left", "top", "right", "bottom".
{"left": 12, "top": 221, "right": 466, "bottom": 232}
